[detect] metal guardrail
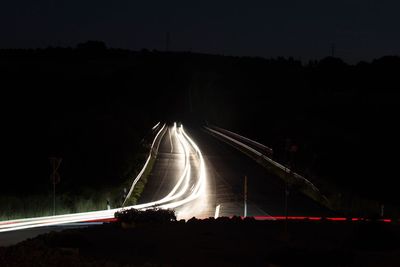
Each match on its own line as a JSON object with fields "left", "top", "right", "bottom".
{"left": 210, "top": 125, "right": 273, "bottom": 156}
{"left": 123, "top": 123, "right": 167, "bottom": 206}
{"left": 205, "top": 126, "right": 321, "bottom": 194}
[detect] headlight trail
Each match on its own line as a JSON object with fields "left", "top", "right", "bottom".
{"left": 157, "top": 126, "right": 207, "bottom": 211}
{"left": 0, "top": 123, "right": 208, "bottom": 232}
{"left": 152, "top": 121, "right": 160, "bottom": 130}
{"left": 123, "top": 123, "right": 167, "bottom": 206}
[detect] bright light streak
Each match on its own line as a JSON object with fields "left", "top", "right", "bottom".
{"left": 4, "top": 123, "right": 396, "bottom": 233}
{"left": 131, "top": 125, "right": 208, "bottom": 213}
{"left": 205, "top": 126, "right": 321, "bottom": 193}
{"left": 168, "top": 128, "right": 173, "bottom": 153}
{"left": 212, "top": 126, "right": 273, "bottom": 154}
{"left": 127, "top": 125, "right": 192, "bottom": 208}
{"left": 152, "top": 122, "right": 160, "bottom": 130}
{"left": 0, "top": 123, "right": 209, "bottom": 232}
{"left": 123, "top": 123, "right": 166, "bottom": 205}
{"left": 156, "top": 126, "right": 208, "bottom": 216}
{"left": 160, "top": 126, "right": 191, "bottom": 201}
{"left": 215, "top": 205, "right": 221, "bottom": 218}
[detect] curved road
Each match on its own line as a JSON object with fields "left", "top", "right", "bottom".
{"left": 140, "top": 124, "right": 331, "bottom": 219}
{"left": 0, "top": 123, "right": 332, "bottom": 245}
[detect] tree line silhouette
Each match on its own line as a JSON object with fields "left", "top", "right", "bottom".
{"left": 1, "top": 41, "right": 399, "bottom": 214}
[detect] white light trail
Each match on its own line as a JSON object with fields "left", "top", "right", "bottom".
{"left": 0, "top": 123, "right": 209, "bottom": 232}
{"left": 152, "top": 121, "right": 160, "bottom": 130}
{"left": 168, "top": 128, "right": 173, "bottom": 153}
{"left": 215, "top": 204, "right": 221, "bottom": 218}
{"left": 205, "top": 126, "right": 320, "bottom": 193}
{"left": 156, "top": 126, "right": 208, "bottom": 213}
{"left": 123, "top": 123, "right": 167, "bottom": 205}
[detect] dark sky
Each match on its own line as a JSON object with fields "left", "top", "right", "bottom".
{"left": 1, "top": 0, "right": 399, "bottom": 63}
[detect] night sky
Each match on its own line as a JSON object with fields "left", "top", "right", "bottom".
{"left": 1, "top": 0, "right": 399, "bottom": 63}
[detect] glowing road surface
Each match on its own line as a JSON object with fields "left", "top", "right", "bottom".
{"left": 0, "top": 123, "right": 209, "bottom": 232}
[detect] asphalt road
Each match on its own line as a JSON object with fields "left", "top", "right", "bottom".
{"left": 139, "top": 125, "right": 216, "bottom": 219}
{"left": 139, "top": 125, "right": 332, "bottom": 219}
{"left": 139, "top": 126, "right": 185, "bottom": 203}
{"left": 0, "top": 123, "right": 332, "bottom": 245}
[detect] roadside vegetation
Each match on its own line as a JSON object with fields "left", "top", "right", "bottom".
{"left": 0, "top": 135, "right": 156, "bottom": 220}
{"left": 122, "top": 156, "right": 156, "bottom": 207}
{"left": 1, "top": 42, "right": 399, "bottom": 220}
{"left": 1, "top": 216, "right": 399, "bottom": 266}
{"left": 115, "top": 207, "right": 176, "bottom": 225}
{"left": 0, "top": 128, "right": 159, "bottom": 220}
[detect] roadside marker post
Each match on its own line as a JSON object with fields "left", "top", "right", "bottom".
{"left": 49, "top": 157, "right": 62, "bottom": 216}
{"left": 244, "top": 176, "right": 248, "bottom": 217}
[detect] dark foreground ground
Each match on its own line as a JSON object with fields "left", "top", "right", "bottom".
{"left": 1, "top": 218, "right": 399, "bottom": 267}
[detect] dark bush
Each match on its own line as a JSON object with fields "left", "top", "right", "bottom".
{"left": 114, "top": 208, "right": 176, "bottom": 224}
{"left": 187, "top": 217, "right": 199, "bottom": 224}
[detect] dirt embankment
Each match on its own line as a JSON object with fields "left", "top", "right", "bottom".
{"left": 1, "top": 217, "right": 400, "bottom": 266}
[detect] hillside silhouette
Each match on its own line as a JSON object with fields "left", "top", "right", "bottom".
{"left": 1, "top": 41, "right": 399, "bottom": 213}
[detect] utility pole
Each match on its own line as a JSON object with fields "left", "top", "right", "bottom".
{"left": 284, "top": 142, "right": 296, "bottom": 237}
{"left": 244, "top": 176, "right": 248, "bottom": 217}
{"left": 49, "top": 157, "right": 62, "bottom": 216}
{"left": 284, "top": 175, "right": 289, "bottom": 234}
{"left": 165, "top": 32, "right": 170, "bottom": 52}
{"left": 331, "top": 43, "right": 335, "bottom": 57}
{"left": 283, "top": 139, "right": 291, "bottom": 237}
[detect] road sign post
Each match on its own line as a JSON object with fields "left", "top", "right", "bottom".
{"left": 49, "top": 157, "right": 62, "bottom": 216}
